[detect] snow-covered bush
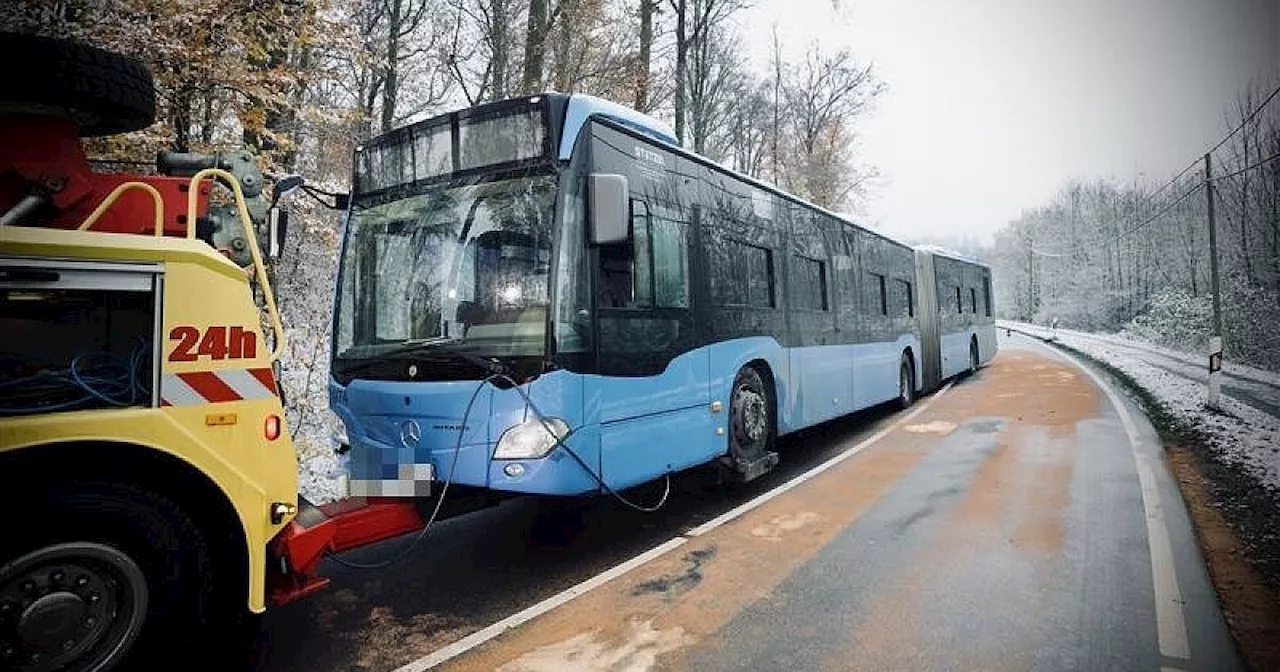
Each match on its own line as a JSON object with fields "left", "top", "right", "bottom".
{"left": 269, "top": 191, "right": 345, "bottom": 501}
{"left": 1122, "top": 288, "right": 1212, "bottom": 353}
{"left": 1121, "top": 277, "right": 1280, "bottom": 373}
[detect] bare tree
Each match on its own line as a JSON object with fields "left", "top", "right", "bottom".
{"left": 634, "top": 0, "right": 655, "bottom": 110}
{"left": 520, "top": 0, "right": 552, "bottom": 92}
{"left": 779, "top": 44, "right": 882, "bottom": 208}
{"left": 686, "top": 24, "right": 740, "bottom": 156}
{"left": 664, "top": 0, "right": 745, "bottom": 146}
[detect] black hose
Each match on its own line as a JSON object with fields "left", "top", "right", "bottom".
{"left": 323, "top": 373, "right": 490, "bottom": 570}
{"left": 489, "top": 373, "right": 671, "bottom": 514}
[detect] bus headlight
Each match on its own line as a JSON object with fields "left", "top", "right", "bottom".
{"left": 493, "top": 418, "right": 569, "bottom": 460}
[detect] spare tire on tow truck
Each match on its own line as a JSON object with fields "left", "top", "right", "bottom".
{"left": 0, "top": 32, "right": 155, "bottom": 136}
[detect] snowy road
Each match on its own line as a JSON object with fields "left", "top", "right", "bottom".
{"left": 252, "top": 336, "right": 1238, "bottom": 671}
{"left": 999, "top": 321, "right": 1280, "bottom": 419}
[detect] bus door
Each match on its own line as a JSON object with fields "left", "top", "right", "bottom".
{"left": 589, "top": 197, "right": 714, "bottom": 489}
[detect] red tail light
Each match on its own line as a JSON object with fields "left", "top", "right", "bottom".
{"left": 265, "top": 414, "right": 281, "bottom": 441}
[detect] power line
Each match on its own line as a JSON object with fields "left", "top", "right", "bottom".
{"left": 1136, "top": 81, "right": 1280, "bottom": 205}
{"left": 1030, "top": 183, "right": 1203, "bottom": 258}
{"left": 1144, "top": 156, "right": 1202, "bottom": 204}
{"left": 1211, "top": 150, "right": 1280, "bottom": 184}
{"left": 1204, "top": 81, "right": 1280, "bottom": 159}
{"left": 1026, "top": 81, "right": 1280, "bottom": 259}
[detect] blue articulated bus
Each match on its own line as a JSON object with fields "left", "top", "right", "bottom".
{"left": 329, "top": 93, "right": 996, "bottom": 503}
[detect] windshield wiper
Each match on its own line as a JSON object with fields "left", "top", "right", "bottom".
{"left": 337, "top": 340, "right": 510, "bottom": 378}
{"left": 418, "top": 349, "right": 510, "bottom": 377}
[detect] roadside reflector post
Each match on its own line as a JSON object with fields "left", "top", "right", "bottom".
{"left": 1208, "top": 336, "right": 1223, "bottom": 410}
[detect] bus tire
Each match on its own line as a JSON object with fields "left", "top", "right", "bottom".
{"left": 0, "top": 482, "right": 220, "bottom": 671}
{"left": 969, "top": 338, "right": 980, "bottom": 375}
{"left": 898, "top": 355, "right": 915, "bottom": 409}
{"left": 729, "top": 366, "right": 774, "bottom": 467}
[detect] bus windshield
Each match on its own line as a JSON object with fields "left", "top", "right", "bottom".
{"left": 334, "top": 173, "right": 557, "bottom": 377}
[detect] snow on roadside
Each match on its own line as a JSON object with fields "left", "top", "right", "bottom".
{"left": 296, "top": 434, "right": 342, "bottom": 504}
{"left": 1069, "top": 325, "right": 1279, "bottom": 387}
{"left": 1002, "top": 322, "right": 1280, "bottom": 493}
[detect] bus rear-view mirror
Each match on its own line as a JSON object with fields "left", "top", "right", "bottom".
{"left": 588, "top": 173, "right": 629, "bottom": 245}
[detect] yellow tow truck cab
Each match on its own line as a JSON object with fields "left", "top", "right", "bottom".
{"left": 0, "top": 33, "right": 430, "bottom": 671}
{"left": 0, "top": 193, "right": 300, "bottom": 670}
{"left": 0, "top": 224, "right": 299, "bottom": 609}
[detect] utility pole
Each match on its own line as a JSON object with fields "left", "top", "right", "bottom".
{"left": 1026, "top": 238, "right": 1035, "bottom": 320}
{"left": 1205, "top": 153, "right": 1224, "bottom": 409}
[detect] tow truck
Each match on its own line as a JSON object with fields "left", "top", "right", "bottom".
{"left": 0, "top": 34, "right": 429, "bottom": 671}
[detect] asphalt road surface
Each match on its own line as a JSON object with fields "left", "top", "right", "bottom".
{"left": 255, "top": 334, "right": 1239, "bottom": 671}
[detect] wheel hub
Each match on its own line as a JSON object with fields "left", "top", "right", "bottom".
{"left": 17, "top": 591, "right": 88, "bottom": 646}
{"left": 734, "top": 386, "right": 767, "bottom": 443}
{"left": 0, "top": 543, "right": 146, "bottom": 672}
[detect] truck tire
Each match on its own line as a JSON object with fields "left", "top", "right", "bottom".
{"left": 0, "top": 482, "right": 223, "bottom": 671}
{"left": 0, "top": 33, "right": 156, "bottom": 136}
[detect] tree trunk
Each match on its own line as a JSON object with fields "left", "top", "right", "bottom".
{"left": 634, "top": 0, "right": 653, "bottom": 110}
{"left": 492, "top": 0, "right": 509, "bottom": 100}
{"left": 690, "top": 33, "right": 707, "bottom": 154}
{"left": 673, "top": 0, "right": 687, "bottom": 145}
{"left": 172, "top": 84, "right": 192, "bottom": 152}
{"left": 200, "top": 85, "right": 215, "bottom": 145}
{"left": 552, "top": 3, "right": 572, "bottom": 91}
{"left": 521, "top": 0, "right": 549, "bottom": 93}
{"left": 381, "top": 0, "right": 403, "bottom": 133}
{"left": 770, "top": 25, "right": 779, "bottom": 183}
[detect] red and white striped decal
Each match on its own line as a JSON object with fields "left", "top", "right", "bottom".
{"left": 161, "top": 368, "right": 278, "bottom": 407}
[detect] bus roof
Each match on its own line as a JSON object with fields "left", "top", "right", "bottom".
{"left": 575, "top": 106, "right": 914, "bottom": 253}
{"left": 914, "top": 244, "right": 990, "bottom": 267}
{"left": 558, "top": 94, "right": 677, "bottom": 157}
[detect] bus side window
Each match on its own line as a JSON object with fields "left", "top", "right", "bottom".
{"left": 650, "top": 203, "right": 691, "bottom": 308}
{"left": 983, "top": 276, "right": 993, "bottom": 316}
{"left": 602, "top": 199, "right": 689, "bottom": 310}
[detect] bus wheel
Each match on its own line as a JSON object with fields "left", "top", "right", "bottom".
{"left": 0, "top": 483, "right": 214, "bottom": 671}
{"left": 898, "top": 356, "right": 915, "bottom": 409}
{"left": 725, "top": 367, "right": 778, "bottom": 482}
{"left": 969, "top": 339, "right": 980, "bottom": 375}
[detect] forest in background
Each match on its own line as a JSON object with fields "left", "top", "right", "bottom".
{"left": 942, "top": 81, "right": 1280, "bottom": 373}
{"left": 1, "top": 0, "right": 885, "bottom": 447}
{"left": 1, "top": 0, "right": 883, "bottom": 209}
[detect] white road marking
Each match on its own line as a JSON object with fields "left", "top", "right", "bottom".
{"left": 902, "top": 420, "right": 958, "bottom": 435}
{"left": 686, "top": 383, "right": 952, "bottom": 538}
{"left": 395, "top": 381, "right": 956, "bottom": 671}
{"left": 495, "top": 617, "right": 694, "bottom": 672}
{"left": 1021, "top": 337, "right": 1192, "bottom": 661}
{"left": 395, "top": 537, "right": 688, "bottom": 672}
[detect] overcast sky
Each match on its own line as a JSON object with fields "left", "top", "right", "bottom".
{"left": 742, "top": 0, "right": 1280, "bottom": 244}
